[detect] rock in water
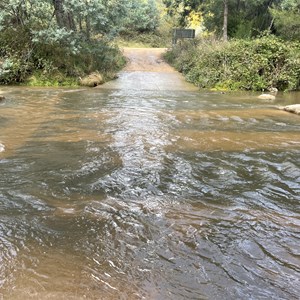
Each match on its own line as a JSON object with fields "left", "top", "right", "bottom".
{"left": 281, "top": 104, "right": 300, "bottom": 115}
{"left": 258, "top": 93, "right": 276, "bottom": 100}
{"left": 0, "top": 143, "right": 5, "bottom": 152}
{"left": 0, "top": 96, "right": 5, "bottom": 101}
{"left": 258, "top": 87, "right": 278, "bottom": 100}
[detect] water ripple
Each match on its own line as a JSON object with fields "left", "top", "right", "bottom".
{"left": 0, "top": 88, "right": 299, "bottom": 299}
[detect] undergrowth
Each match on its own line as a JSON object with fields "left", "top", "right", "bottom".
{"left": 0, "top": 27, "right": 126, "bottom": 86}
{"left": 117, "top": 31, "right": 171, "bottom": 48}
{"left": 164, "top": 35, "right": 300, "bottom": 91}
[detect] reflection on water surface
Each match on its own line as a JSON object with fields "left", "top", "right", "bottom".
{"left": 0, "top": 85, "right": 300, "bottom": 299}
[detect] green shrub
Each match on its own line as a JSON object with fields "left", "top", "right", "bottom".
{"left": 117, "top": 31, "right": 170, "bottom": 48}
{"left": 0, "top": 27, "right": 126, "bottom": 86}
{"left": 164, "top": 35, "right": 300, "bottom": 91}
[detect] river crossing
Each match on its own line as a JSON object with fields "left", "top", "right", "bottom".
{"left": 0, "top": 48, "right": 300, "bottom": 299}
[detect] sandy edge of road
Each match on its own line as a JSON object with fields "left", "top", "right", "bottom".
{"left": 122, "top": 47, "right": 176, "bottom": 72}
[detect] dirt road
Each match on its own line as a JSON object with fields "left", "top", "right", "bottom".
{"left": 122, "top": 48, "right": 175, "bottom": 72}
{"left": 100, "top": 48, "right": 197, "bottom": 91}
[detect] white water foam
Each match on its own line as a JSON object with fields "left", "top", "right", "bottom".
{"left": 0, "top": 143, "right": 5, "bottom": 152}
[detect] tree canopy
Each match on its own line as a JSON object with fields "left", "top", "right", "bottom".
{"left": 270, "top": 0, "right": 300, "bottom": 40}
{"left": 162, "top": 0, "right": 299, "bottom": 40}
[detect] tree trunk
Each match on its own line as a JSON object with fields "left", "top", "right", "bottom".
{"left": 223, "top": 0, "right": 228, "bottom": 41}
{"left": 85, "top": 0, "right": 91, "bottom": 40}
{"left": 79, "top": 17, "right": 83, "bottom": 32}
{"left": 86, "top": 16, "right": 91, "bottom": 41}
{"left": 52, "top": 0, "right": 76, "bottom": 31}
{"left": 52, "top": 0, "right": 65, "bottom": 28}
{"left": 67, "top": 12, "right": 76, "bottom": 31}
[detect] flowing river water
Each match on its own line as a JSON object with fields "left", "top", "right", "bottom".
{"left": 0, "top": 49, "right": 300, "bottom": 299}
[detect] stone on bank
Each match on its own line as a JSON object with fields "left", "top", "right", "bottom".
{"left": 80, "top": 72, "right": 104, "bottom": 87}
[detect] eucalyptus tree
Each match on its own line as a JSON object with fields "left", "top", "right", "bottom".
{"left": 202, "top": 0, "right": 278, "bottom": 39}
{"left": 162, "top": 0, "right": 284, "bottom": 40}
{"left": 0, "top": 0, "right": 161, "bottom": 83}
{"left": 50, "top": 0, "right": 160, "bottom": 39}
{"left": 162, "top": 0, "right": 200, "bottom": 26}
{"left": 270, "top": 0, "right": 300, "bottom": 40}
{"left": 51, "top": 0, "right": 130, "bottom": 40}
{"left": 0, "top": 0, "right": 128, "bottom": 83}
{"left": 122, "top": 0, "right": 159, "bottom": 33}
{"left": 162, "top": 0, "right": 231, "bottom": 40}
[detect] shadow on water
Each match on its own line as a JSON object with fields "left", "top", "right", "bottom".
{"left": 0, "top": 84, "right": 300, "bottom": 299}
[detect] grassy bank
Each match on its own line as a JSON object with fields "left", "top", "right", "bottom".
{"left": 164, "top": 35, "right": 300, "bottom": 91}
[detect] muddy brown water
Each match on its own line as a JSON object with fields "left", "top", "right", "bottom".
{"left": 0, "top": 49, "right": 300, "bottom": 299}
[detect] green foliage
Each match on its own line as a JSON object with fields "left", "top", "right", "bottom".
{"left": 163, "top": 0, "right": 280, "bottom": 38}
{"left": 122, "top": 0, "right": 160, "bottom": 33}
{"left": 117, "top": 31, "right": 170, "bottom": 48}
{"left": 25, "top": 71, "right": 79, "bottom": 87}
{"left": 0, "top": 57, "right": 30, "bottom": 84}
{"left": 162, "top": 0, "right": 201, "bottom": 26}
{"left": 0, "top": 0, "right": 132, "bottom": 85}
{"left": 165, "top": 35, "right": 300, "bottom": 91}
{"left": 0, "top": 27, "right": 33, "bottom": 83}
{"left": 0, "top": 29, "right": 125, "bottom": 85}
{"left": 117, "top": 0, "right": 162, "bottom": 47}
{"left": 270, "top": 0, "right": 300, "bottom": 40}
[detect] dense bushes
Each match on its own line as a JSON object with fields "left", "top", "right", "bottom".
{"left": 164, "top": 35, "right": 300, "bottom": 91}
{"left": 0, "top": 0, "right": 154, "bottom": 86}
{"left": 0, "top": 27, "right": 125, "bottom": 86}
{"left": 0, "top": 0, "right": 163, "bottom": 86}
{"left": 117, "top": 31, "right": 170, "bottom": 48}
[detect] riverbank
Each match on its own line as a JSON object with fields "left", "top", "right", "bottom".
{"left": 0, "top": 39, "right": 125, "bottom": 87}
{"left": 164, "top": 35, "right": 300, "bottom": 92}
